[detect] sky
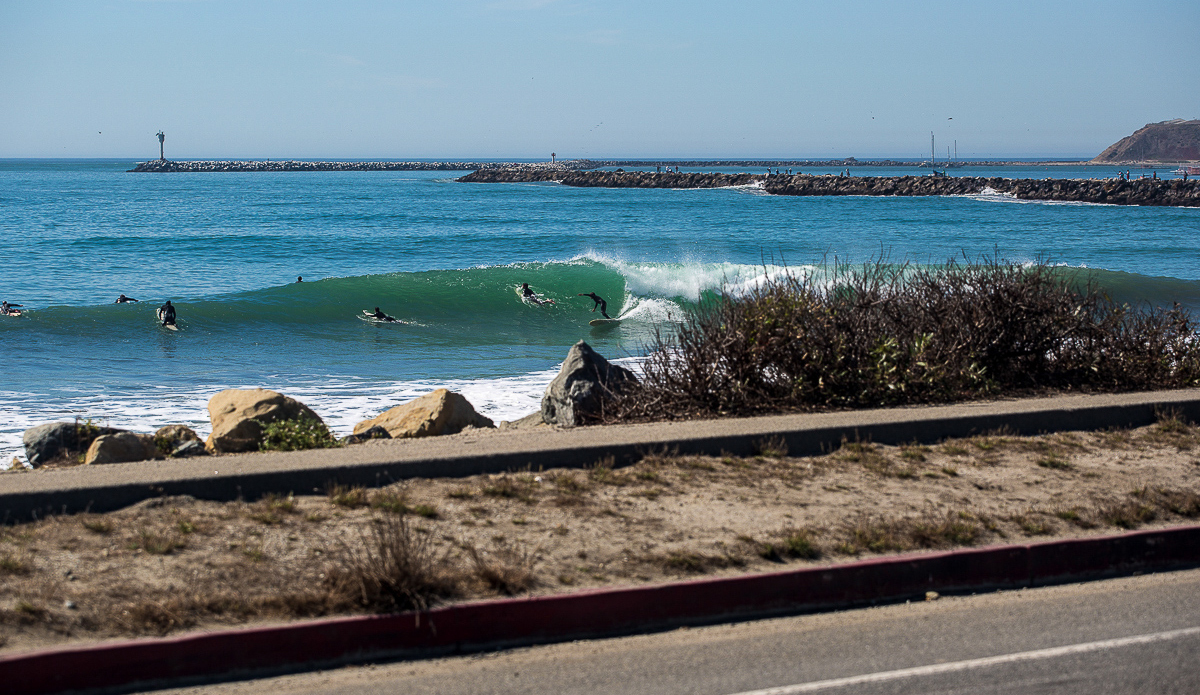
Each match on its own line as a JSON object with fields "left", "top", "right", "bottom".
{"left": 2, "top": 0, "right": 1198, "bottom": 160}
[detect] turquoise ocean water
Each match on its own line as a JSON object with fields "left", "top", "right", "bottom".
{"left": 2, "top": 159, "right": 1198, "bottom": 463}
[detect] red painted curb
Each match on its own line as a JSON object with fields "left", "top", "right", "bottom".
{"left": 4, "top": 525, "right": 1199, "bottom": 695}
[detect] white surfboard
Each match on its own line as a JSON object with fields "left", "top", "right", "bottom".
{"left": 361, "top": 309, "right": 403, "bottom": 324}
{"left": 589, "top": 318, "right": 621, "bottom": 326}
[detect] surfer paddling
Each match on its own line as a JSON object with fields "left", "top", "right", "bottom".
{"left": 369, "top": 307, "right": 397, "bottom": 322}
{"left": 157, "top": 300, "right": 177, "bottom": 327}
{"left": 1, "top": 301, "right": 23, "bottom": 316}
{"left": 578, "top": 292, "right": 611, "bottom": 319}
{"left": 520, "top": 283, "right": 556, "bottom": 305}
{"left": 114, "top": 294, "right": 138, "bottom": 303}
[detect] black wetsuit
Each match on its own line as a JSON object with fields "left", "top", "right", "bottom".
{"left": 115, "top": 295, "right": 138, "bottom": 303}
{"left": 159, "top": 302, "right": 176, "bottom": 326}
{"left": 371, "top": 309, "right": 396, "bottom": 322}
{"left": 581, "top": 292, "right": 611, "bottom": 319}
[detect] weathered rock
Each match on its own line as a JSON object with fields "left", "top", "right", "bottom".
{"left": 156, "top": 424, "right": 199, "bottom": 446}
{"left": 541, "top": 341, "right": 637, "bottom": 427}
{"left": 499, "top": 412, "right": 548, "bottom": 430}
{"left": 353, "top": 389, "right": 494, "bottom": 439}
{"left": 342, "top": 425, "right": 392, "bottom": 445}
{"left": 84, "top": 432, "right": 159, "bottom": 465}
{"left": 171, "top": 440, "right": 209, "bottom": 458}
{"left": 23, "top": 421, "right": 123, "bottom": 468}
{"left": 205, "top": 388, "right": 324, "bottom": 453}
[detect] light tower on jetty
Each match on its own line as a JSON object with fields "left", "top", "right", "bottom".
{"left": 156, "top": 131, "right": 165, "bottom": 161}
{"left": 551, "top": 152, "right": 556, "bottom": 163}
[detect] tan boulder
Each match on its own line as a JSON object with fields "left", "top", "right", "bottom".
{"left": 205, "top": 388, "right": 324, "bottom": 453}
{"left": 353, "top": 389, "right": 494, "bottom": 439}
{"left": 84, "top": 432, "right": 159, "bottom": 465}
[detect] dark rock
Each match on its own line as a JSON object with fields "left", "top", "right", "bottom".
{"left": 171, "top": 440, "right": 209, "bottom": 458}
{"left": 541, "top": 341, "right": 638, "bottom": 427}
{"left": 23, "top": 421, "right": 123, "bottom": 468}
{"left": 341, "top": 425, "right": 392, "bottom": 445}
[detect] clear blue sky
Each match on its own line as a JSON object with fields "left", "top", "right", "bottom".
{"left": 2, "top": 0, "right": 1197, "bottom": 159}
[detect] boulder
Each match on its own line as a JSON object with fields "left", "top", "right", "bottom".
{"left": 342, "top": 425, "right": 392, "bottom": 445}
{"left": 84, "top": 432, "right": 160, "bottom": 465}
{"left": 154, "top": 424, "right": 200, "bottom": 457}
{"left": 541, "top": 341, "right": 637, "bottom": 427}
{"left": 171, "top": 440, "right": 209, "bottom": 458}
{"left": 205, "top": 388, "right": 325, "bottom": 453}
{"left": 353, "top": 389, "right": 494, "bottom": 439}
{"left": 499, "top": 412, "right": 548, "bottom": 430}
{"left": 23, "top": 421, "right": 123, "bottom": 468}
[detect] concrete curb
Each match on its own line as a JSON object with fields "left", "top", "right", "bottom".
{"left": 3, "top": 525, "right": 1199, "bottom": 695}
{"left": 4, "top": 390, "right": 1200, "bottom": 522}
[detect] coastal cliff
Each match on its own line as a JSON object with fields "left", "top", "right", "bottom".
{"left": 1091, "top": 119, "right": 1200, "bottom": 164}
{"left": 458, "top": 170, "right": 1200, "bottom": 207}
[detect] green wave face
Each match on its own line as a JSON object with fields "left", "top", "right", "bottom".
{"left": 5, "top": 259, "right": 1199, "bottom": 342}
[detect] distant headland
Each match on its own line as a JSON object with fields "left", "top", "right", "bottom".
{"left": 1091, "top": 119, "right": 1200, "bottom": 164}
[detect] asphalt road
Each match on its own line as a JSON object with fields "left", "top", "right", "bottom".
{"left": 161, "top": 568, "right": 1200, "bottom": 695}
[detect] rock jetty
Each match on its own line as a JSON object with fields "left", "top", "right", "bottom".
{"left": 128, "top": 160, "right": 580, "bottom": 173}
{"left": 458, "top": 170, "right": 1200, "bottom": 207}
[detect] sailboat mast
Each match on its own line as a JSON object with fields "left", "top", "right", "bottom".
{"left": 931, "top": 131, "right": 935, "bottom": 166}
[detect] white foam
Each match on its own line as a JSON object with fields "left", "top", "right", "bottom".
{"left": 1, "top": 358, "right": 646, "bottom": 469}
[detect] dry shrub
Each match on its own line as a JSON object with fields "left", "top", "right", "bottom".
{"left": 325, "top": 514, "right": 461, "bottom": 612}
{"left": 839, "top": 510, "right": 983, "bottom": 554}
{"left": 467, "top": 539, "right": 538, "bottom": 595}
{"left": 611, "top": 257, "right": 1200, "bottom": 421}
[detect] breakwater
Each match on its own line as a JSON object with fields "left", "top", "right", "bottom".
{"left": 457, "top": 170, "right": 1200, "bottom": 207}
{"left": 128, "top": 159, "right": 578, "bottom": 173}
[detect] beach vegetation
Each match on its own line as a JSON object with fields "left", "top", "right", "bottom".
{"left": 258, "top": 417, "right": 338, "bottom": 452}
{"left": 611, "top": 257, "right": 1200, "bottom": 421}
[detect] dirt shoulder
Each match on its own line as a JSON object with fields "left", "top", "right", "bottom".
{"left": 2, "top": 416, "right": 1199, "bottom": 655}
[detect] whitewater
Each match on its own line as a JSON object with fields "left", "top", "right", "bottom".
{"left": 2, "top": 160, "right": 1199, "bottom": 465}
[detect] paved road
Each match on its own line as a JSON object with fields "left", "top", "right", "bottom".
{"left": 163, "top": 569, "right": 1200, "bottom": 695}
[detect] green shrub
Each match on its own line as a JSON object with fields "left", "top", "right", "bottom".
{"left": 611, "top": 257, "right": 1200, "bottom": 421}
{"left": 259, "top": 417, "right": 338, "bottom": 452}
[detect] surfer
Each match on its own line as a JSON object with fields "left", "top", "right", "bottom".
{"left": 520, "top": 283, "right": 555, "bottom": 305}
{"left": 296, "top": 276, "right": 303, "bottom": 283}
{"left": 369, "top": 307, "right": 397, "bottom": 322}
{"left": 114, "top": 294, "right": 138, "bottom": 303}
{"left": 578, "top": 292, "right": 611, "bottom": 319}
{"left": 1, "top": 300, "right": 23, "bottom": 316}
{"left": 157, "top": 300, "right": 176, "bottom": 326}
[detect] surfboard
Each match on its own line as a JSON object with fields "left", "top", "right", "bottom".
{"left": 517, "top": 287, "right": 554, "bottom": 305}
{"left": 156, "top": 309, "right": 178, "bottom": 330}
{"left": 589, "top": 318, "right": 621, "bottom": 326}
{"left": 361, "top": 309, "right": 402, "bottom": 324}
{"left": 1, "top": 310, "right": 21, "bottom": 318}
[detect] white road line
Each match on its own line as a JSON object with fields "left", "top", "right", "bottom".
{"left": 725, "top": 626, "right": 1200, "bottom": 695}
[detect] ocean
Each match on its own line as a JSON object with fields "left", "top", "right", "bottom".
{"left": 2, "top": 159, "right": 1198, "bottom": 465}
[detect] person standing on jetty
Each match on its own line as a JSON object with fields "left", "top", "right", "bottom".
{"left": 578, "top": 292, "right": 611, "bottom": 319}
{"left": 114, "top": 294, "right": 138, "bottom": 303}
{"left": 157, "top": 300, "right": 176, "bottom": 326}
